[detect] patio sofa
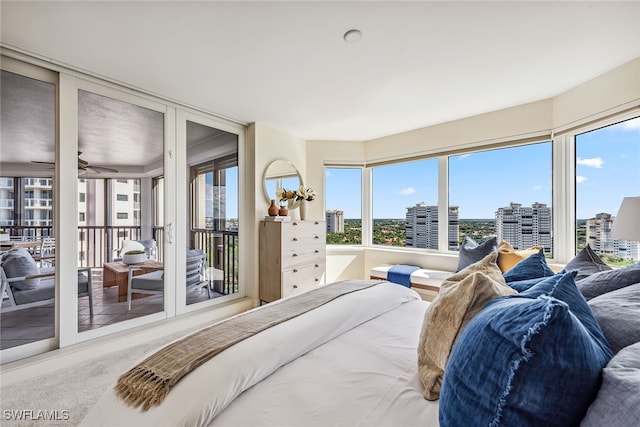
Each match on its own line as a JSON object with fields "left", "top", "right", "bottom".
{"left": 0, "top": 247, "right": 93, "bottom": 315}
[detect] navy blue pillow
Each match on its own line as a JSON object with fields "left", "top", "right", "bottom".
{"left": 506, "top": 277, "right": 547, "bottom": 292}
{"left": 456, "top": 236, "right": 498, "bottom": 272}
{"left": 440, "top": 270, "right": 612, "bottom": 427}
{"left": 502, "top": 248, "right": 555, "bottom": 282}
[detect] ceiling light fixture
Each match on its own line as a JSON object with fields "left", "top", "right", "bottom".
{"left": 343, "top": 29, "right": 362, "bottom": 44}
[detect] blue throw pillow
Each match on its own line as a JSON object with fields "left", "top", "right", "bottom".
{"left": 456, "top": 236, "right": 498, "bottom": 272}
{"left": 502, "top": 248, "right": 555, "bottom": 282}
{"left": 505, "top": 276, "right": 548, "bottom": 292}
{"left": 440, "top": 270, "right": 612, "bottom": 427}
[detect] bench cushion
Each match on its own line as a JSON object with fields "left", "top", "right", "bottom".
{"left": 370, "top": 265, "right": 451, "bottom": 289}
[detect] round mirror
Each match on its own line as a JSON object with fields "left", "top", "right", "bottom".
{"left": 263, "top": 159, "right": 303, "bottom": 204}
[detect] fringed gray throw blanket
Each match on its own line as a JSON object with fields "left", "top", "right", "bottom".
{"left": 115, "top": 280, "right": 384, "bottom": 411}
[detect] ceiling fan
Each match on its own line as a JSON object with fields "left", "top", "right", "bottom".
{"left": 32, "top": 151, "right": 119, "bottom": 173}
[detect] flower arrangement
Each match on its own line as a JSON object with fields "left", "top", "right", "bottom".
{"left": 277, "top": 186, "right": 316, "bottom": 204}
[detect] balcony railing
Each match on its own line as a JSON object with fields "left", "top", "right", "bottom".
{"left": 3, "top": 225, "right": 239, "bottom": 297}
{"left": 191, "top": 228, "right": 239, "bottom": 296}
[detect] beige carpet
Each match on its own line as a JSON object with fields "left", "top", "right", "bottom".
{"left": 0, "top": 331, "right": 186, "bottom": 427}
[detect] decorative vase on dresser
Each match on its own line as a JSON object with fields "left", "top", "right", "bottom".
{"left": 259, "top": 220, "right": 326, "bottom": 303}
{"left": 299, "top": 199, "right": 308, "bottom": 220}
{"left": 268, "top": 199, "right": 278, "bottom": 216}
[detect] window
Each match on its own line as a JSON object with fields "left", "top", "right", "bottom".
{"left": 116, "top": 179, "right": 128, "bottom": 183}
{"left": 117, "top": 212, "right": 128, "bottom": 220}
{"left": 449, "top": 142, "right": 552, "bottom": 255}
{"left": 116, "top": 194, "right": 128, "bottom": 201}
{"left": 79, "top": 192, "right": 85, "bottom": 202}
{"left": 575, "top": 116, "right": 640, "bottom": 265}
{"left": 325, "top": 167, "right": 362, "bottom": 244}
{"left": 372, "top": 158, "right": 438, "bottom": 247}
{"left": 79, "top": 212, "right": 85, "bottom": 222}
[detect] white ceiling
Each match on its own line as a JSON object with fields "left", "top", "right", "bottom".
{"left": 1, "top": 1, "right": 639, "bottom": 142}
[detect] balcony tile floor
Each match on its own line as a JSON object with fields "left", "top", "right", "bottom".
{"left": 1, "top": 269, "right": 220, "bottom": 350}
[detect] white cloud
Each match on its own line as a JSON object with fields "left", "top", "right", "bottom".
{"left": 400, "top": 187, "right": 416, "bottom": 195}
{"left": 325, "top": 170, "right": 332, "bottom": 178}
{"left": 577, "top": 157, "right": 604, "bottom": 168}
{"left": 576, "top": 175, "right": 587, "bottom": 184}
{"left": 620, "top": 117, "right": 640, "bottom": 131}
{"left": 533, "top": 185, "right": 542, "bottom": 191}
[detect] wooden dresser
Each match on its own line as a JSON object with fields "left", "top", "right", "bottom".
{"left": 259, "top": 220, "right": 326, "bottom": 303}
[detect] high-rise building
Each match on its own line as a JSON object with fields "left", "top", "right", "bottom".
{"left": 326, "top": 210, "right": 344, "bottom": 233}
{"left": 405, "top": 202, "right": 459, "bottom": 250}
{"left": 0, "top": 177, "right": 54, "bottom": 237}
{"left": 495, "top": 202, "right": 552, "bottom": 254}
{"left": 586, "top": 212, "right": 639, "bottom": 261}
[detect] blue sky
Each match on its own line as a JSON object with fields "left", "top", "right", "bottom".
{"left": 326, "top": 117, "right": 639, "bottom": 220}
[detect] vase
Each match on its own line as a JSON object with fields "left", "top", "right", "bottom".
{"left": 278, "top": 206, "right": 288, "bottom": 216}
{"left": 299, "top": 199, "right": 308, "bottom": 220}
{"left": 268, "top": 199, "right": 278, "bottom": 216}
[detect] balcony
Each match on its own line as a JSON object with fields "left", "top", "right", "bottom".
{"left": 4, "top": 224, "right": 240, "bottom": 296}
{"left": 0, "top": 199, "right": 14, "bottom": 209}
{"left": 24, "top": 198, "right": 53, "bottom": 208}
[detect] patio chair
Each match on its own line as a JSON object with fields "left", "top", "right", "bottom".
{"left": 0, "top": 248, "right": 93, "bottom": 315}
{"left": 126, "top": 250, "right": 209, "bottom": 310}
{"left": 32, "top": 237, "right": 56, "bottom": 267}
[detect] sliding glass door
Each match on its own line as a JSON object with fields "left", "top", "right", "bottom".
{"left": 0, "top": 61, "right": 57, "bottom": 354}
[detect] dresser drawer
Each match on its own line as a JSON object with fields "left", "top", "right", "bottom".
{"left": 281, "top": 244, "right": 325, "bottom": 269}
{"left": 283, "top": 221, "right": 324, "bottom": 242}
{"left": 282, "top": 263, "right": 324, "bottom": 298}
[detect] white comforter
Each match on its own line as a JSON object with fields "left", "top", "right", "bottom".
{"left": 82, "top": 282, "right": 439, "bottom": 427}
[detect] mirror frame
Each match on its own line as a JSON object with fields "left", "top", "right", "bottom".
{"left": 262, "top": 158, "right": 303, "bottom": 204}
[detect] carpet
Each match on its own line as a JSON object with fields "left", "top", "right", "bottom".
{"left": 0, "top": 331, "right": 187, "bottom": 426}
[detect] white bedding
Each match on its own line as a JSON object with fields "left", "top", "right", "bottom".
{"left": 82, "top": 282, "right": 439, "bottom": 427}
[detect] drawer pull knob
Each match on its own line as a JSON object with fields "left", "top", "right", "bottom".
{"left": 315, "top": 278, "right": 319, "bottom": 282}
{"left": 315, "top": 264, "right": 319, "bottom": 268}
{"left": 314, "top": 250, "right": 319, "bottom": 253}
{"left": 292, "top": 253, "right": 298, "bottom": 257}
{"left": 293, "top": 237, "right": 298, "bottom": 241}
{"left": 293, "top": 269, "right": 298, "bottom": 273}
{"left": 293, "top": 222, "right": 298, "bottom": 226}
{"left": 314, "top": 236, "right": 319, "bottom": 239}
{"left": 315, "top": 221, "right": 319, "bottom": 224}
{"left": 293, "top": 285, "right": 298, "bottom": 289}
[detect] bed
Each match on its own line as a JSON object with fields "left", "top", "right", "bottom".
{"left": 81, "top": 281, "right": 439, "bottom": 426}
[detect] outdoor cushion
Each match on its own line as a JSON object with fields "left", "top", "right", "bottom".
{"left": 130, "top": 270, "right": 164, "bottom": 291}
{"left": 2, "top": 247, "right": 40, "bottom": 290}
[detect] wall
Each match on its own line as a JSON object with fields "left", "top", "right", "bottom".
{"left": 365, "top": 99, "right": 553, "bottom": 162}
{"left": 553, "top": 57, "right": 640, "bottom": 131}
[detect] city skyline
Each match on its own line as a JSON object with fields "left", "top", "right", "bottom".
{"left": 326, "top": 117, "right": 639, "bottom": 220}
